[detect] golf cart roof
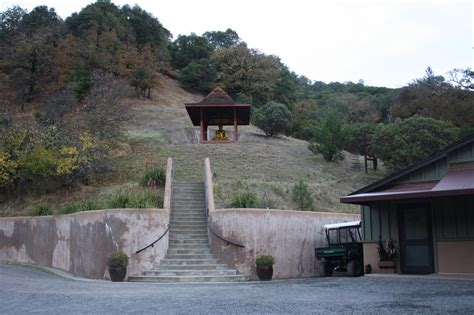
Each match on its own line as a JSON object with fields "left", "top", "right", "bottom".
{"left": 324, "top": 221, "right": 361, "bottom": 231}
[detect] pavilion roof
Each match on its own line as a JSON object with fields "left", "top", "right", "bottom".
{"left": 185, "top": 87, "right": 251, "bottom": 126}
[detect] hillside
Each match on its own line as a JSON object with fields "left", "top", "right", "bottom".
{"left": 0, "top": 76, "right": 383, "bottom": 216}
{"left": 119, "top": 76, "right": 383, "bottom": 212}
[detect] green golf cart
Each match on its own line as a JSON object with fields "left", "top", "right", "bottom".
{"left": 315, "top": 220, "right": 363, "bottom": 277}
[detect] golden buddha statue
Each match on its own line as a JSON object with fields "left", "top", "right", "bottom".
{"left": 213, "top": 125, "right": 228, "bottom": 141}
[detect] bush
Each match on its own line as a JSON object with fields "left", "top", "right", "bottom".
{"left": 107, "top": 188, "right": 163, "bottom": 208}
{"left": 139, "top": 168, "right": 166, "bottom": 188}
{"left": 251, "top": 102, "right": 292, "bottom": 137}
{"left": 372, "top": 116, "right": 460, "bottom": 171}
{"left": 344, "top": 123, "right": 377, "bottom": 156}
{"left": 32, "top": 204, "right": 54, "bottom": 216}
{"left": 108, "top": 250, "right": 129, "bottom": 268}
{"left": 256, "top": 255, "right": 275, "bottom": 266}
{"left": 228, "top": 192, "right": 259, "bottom": 208}
{"left": 179, "top": 58, "right": 217, "bottom": 92}
{"left": 59, "top": 199, "right": 100, "bottom": 215}
{"left": 292, "top": 181, "right": 314, "bottom": 211}
{"left": 308, "top": 111, "right": 347, "bottom": 162}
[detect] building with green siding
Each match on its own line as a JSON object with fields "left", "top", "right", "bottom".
{"left": 341, "top": 135, "right": 474, "bottom": 275}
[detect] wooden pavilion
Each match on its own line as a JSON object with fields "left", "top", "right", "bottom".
{"left": 185, "top": 87, "right": 251, "bottom": 144}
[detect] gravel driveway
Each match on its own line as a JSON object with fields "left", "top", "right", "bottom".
{"left": 1, "top": 264, "right": 473, "bottom": 314}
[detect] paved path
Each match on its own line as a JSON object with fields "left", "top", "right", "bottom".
{"left": 1, "top": 264, "right": 473, "bottom": 314}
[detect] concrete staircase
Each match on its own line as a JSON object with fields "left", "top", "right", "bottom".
{"left": 129, "top": 181, "right": 248, "bottom": 282}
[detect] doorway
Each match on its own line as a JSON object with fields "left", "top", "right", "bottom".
{"left": 398, "top": 203, "right": 434, "bottom": 274}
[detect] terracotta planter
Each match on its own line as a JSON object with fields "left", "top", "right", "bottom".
{"left": 256, "top": 265, "right": 273, "bottom": 280}
{"left": 109, "top": 266, "right": 127, "bottom": 282}
{"left": 378, "top": 261, "right": 396, "bottom": 273}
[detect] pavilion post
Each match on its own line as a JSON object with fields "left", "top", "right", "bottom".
{"left": 233, "top": 107, "right": 238, "bottom": 142}
{"left": 200, "top": 108, "right": 204, "bottom": 144}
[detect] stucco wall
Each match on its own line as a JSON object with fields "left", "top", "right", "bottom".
{"left": 437, "top": 241, "right": 474, "bottom": 275}
{"left": 209, "top": 208, "right": 360, "bottom": 279}
{"left": 0, "top": 209, "right": 169, "bottom": 279}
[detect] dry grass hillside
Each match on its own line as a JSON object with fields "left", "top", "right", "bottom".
{"left": 120, "top": 76, "right": 383, "bottom": 213}
{"left": 1, "top": 76, "right": 384, "bottom": 216}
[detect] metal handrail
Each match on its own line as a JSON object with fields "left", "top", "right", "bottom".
{"left": 135, "top": 224, "right": 170, "bottom": 254}
{"left": 207, "top": 222, "right": 245, "bottom": 248}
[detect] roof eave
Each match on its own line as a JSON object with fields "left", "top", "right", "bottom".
{"left": 347, "top": 134, "right": 474, "bottom": 196}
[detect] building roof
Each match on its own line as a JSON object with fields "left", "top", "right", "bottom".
{"left": 185, "top": 87, "right": 251, "bottom": 126}
{"left": 341, "top": 134, "right": 474, "bottom": 204}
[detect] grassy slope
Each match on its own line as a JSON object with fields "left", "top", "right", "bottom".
{"left": 121, "top": 77, "right": 383, "bottom": 213}
{"left": 0, "top": 76, "right": 384, "bottom": 216}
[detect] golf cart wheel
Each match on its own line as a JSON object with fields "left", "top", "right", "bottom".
{"left": 320, "top": 260, "right": 333, "bottom": 277}
{"left": 347, "top": 260, "right": 362, "bottom": 277}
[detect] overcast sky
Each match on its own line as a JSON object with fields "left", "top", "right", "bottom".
{"left": 1, "top": 0, "right": 472, "bottom": 87}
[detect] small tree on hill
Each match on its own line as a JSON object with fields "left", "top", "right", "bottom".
{"left": 372, "top": 116, "right": 460, "bottom": 171}
{"left": 252, "top": 101, "right": 292, "bottom": 137}
{"left": 292, "top": 181, "right": 314, "bottom": 211}
{"left": 308, "top": 111, "right": 347, "bottom": 161}
{"left": 344, "top": 123, "right": 376, "bottom": 156}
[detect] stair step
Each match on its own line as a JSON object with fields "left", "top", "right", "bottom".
{"left": 168, "top": 238, "right": 208, "bottom": 242}
{"left": 170, "top": 222, "right": 207, "bottom": 226}
{"left": 154, "top": 264, "right": 229, "bottom": 270}
{"left": 169, "top": 228, "right": 207, "bottom": 233}
{"left": 169, "top": 239, "right": 209, "bottom": 245}
{"left": 170, "top": 223, "right": 207, "bottom": 227}
{"left": 170, "top": 228, "right": 207, "bottom": 238}
{"left": 167, "top": 249, "right": 211, "bottom": 255}
{"left": 171, "top": 218, "right": 206, "bottom": 222}
{"left": 160, "top": 258, "right": 219, "bottom": 265}
{"left": 170, "top": 218, "right": 206, "bottom": 222}
{"left": 143, "top": 269, "right": 236, "bottom": 277}
{"left": 171, "top": 204, "right": 206, "bottom": 212}
{"left": 128, "top": 275, "right": 249, "bottom": 283}
{"left": 168, "top": 244, "right": 210, "bottom": 249}
{"left": 165, "top": 254, "right": 214, "bottom": 259}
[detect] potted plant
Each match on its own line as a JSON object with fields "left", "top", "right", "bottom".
{"left": 377, "top": 238, "right": 397, "bottom": 272}
{"left": 108, "top": 250, "right": 129, "bottom": 282}
{"left": 256, "top": 255, "right": 275, "bottom": 280}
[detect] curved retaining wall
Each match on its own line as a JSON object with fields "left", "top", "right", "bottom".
{"left": 0, "top": 209, "right": 169, "bottom": 279}
{"left": 209, "top": 209, "right": 360, "bottom": 280}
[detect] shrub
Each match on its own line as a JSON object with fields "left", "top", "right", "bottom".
{"left": 59, "top": 199, "right": 100, "bottom": 215}
{"left": 107, "top": 188, "right": 163, "bottom": 208}
{"left": 32, "top": 204, "right": 54, "bottom": 216}
{"left": 372, "top": 116, "right": 460, "bottom": 171}
{"left": 292, "top": 181, "right": 314, "bottom": 211}
{"left": 256, "top": 255, "right": 275, "bottom": 266}
{"left": 108, "top": 250, "right": 129, "bottom": 268}
{"left": 251, "top": 102, "right": 292, "bottom": 137}
{"left": 139, "top": 168, "right": 166, "bottom": 188}
{"left": 344, "top": 123, "right": 377, "bottom": 156}
{"left": 308, "top": 111, "right": 347, "bottom": 162}
{"left": 228, "top": 192, "right": 259, "bottom": 208}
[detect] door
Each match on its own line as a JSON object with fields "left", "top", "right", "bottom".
{"left": 398, "top": 204, "right": 434, "bottom": 274}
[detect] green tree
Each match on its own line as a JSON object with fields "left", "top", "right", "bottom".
{"left": 179, "top": 58, "right": 217, "bottom": 92}
{"left": 372, "top": 116, "right": 460, "bottom": 171}
{"left": 65, "top": 0, "right": 132, "bottom": 41}
{"left": 212, "top": 43, "right": 280, "bottom": 105}
{"left": 170, "top": 33, "right": 213, "bottom": 69}
{"left": 0, "top": 6, "right": 27, "bottom": 44}
{"left": 292, "top": 181, "right": 314, "bottom": 211}
{"left": 252, "top": 102, "right": 292, "bottom": 137}
{"left": 120, "top": 4, "right": 170, "bottom": 49}
{"left": 203, "top": 28, "right": 240, "bottom": 49}
{"left": 308, "top": 111, "right": 347, "bottom": 161}
{"left": 344, "top": 123, "right": 376, "bottom": 156}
